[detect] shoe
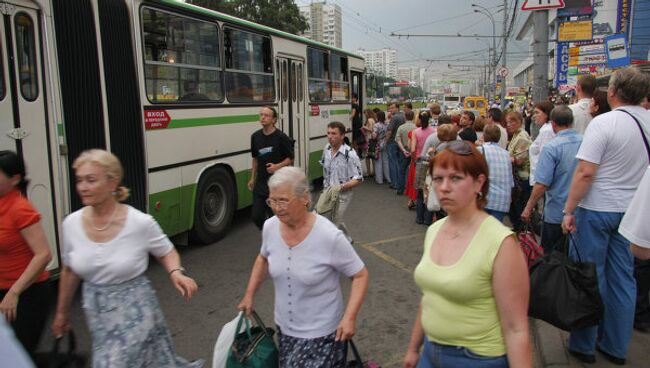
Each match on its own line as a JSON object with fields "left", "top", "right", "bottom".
{"left": 568, "top": 349, "right": 596, "bottom": 364}
{"left": 634, "top": 321, "right": 650, "bottom": 332}
{"left": 596, "top": 346, "right": 625, "bottom": 365}
{"left": 415, "top": 220, "right": 424, "bottom": 225}
{"left": 407, "top": 201, "right": 415, "bottom": 210}
{"left": 396, "top": 191, "right": 403, "bottom": 195}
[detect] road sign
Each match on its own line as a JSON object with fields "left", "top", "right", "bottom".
{"left": 522, "top": 0, "right": 565, "bottom": 11}
{"left": 497, "top": 67, "right": 509, "bottom": 77}
{"left": 605, "top": 34, "right": 630, "bottom": 68}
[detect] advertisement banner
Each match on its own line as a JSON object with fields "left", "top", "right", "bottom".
{"left": 559, "top": 20, "right": 594, "bottom": 42}
{"left": 555, "top": 42, "right": 570, "bottom": 88}
{"left": 630, "top": 0, "right": 650, "bottom": 64}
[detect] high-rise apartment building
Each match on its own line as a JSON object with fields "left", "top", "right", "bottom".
{"left": 356, "top": 48, "right": 398, "bottom": 79}
{"left": 299, "top": 2, "right": 342, "bottom": 48}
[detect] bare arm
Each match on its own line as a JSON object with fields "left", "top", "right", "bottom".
{"left": 267, "top": 157, "right": 293, "bottom": 174}
{"left": 157, "top": 249, "right": 198, "bottom": 301}
{"left": 336, "top": 267, "right": 369, "bottom": 341}
{"left": 238, "top": 255, "right": 269, "bottom": 316}
{"left": 521, "top": 183, "right": 548, "bottom": 222}
{"left": 493, "top": 236, "right": 532, "bottom": 368}
{"left": 631, "top": 244, "right": 650, "bottom": 260}
{"left": 410, "top": 133, "right": 418, "bottom": 156}
{"left": 0, "top": 222, "right": 52, "bottom": 321}
{"left": 247, "top": 158, "right": 258, "bottom": 191}
{"left": 52, "top": 266, "right": 82, "bottom": 337}
{"left": 562, "top": 160, "right": 598, "bottom": 233}
{"left": 403, "top": 303, "right": 425, "bottom": 368}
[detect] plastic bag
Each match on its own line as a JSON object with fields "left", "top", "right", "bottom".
{"left": 213, "top": 312, "right": 243, "bottom": 368}
{"left": 425, "top": 175, "right": 440, "bottom": 212}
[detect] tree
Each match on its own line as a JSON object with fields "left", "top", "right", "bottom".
{"left": 187, "top": 0, "right": 308, "bottom": 35}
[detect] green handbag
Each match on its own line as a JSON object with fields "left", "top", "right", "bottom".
{"left": 226, "top": 311, "right": 279, "bottom": 368}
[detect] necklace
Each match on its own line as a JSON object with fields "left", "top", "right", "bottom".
{"left": 88, "top": 204, "right": 119, "bottom": 231}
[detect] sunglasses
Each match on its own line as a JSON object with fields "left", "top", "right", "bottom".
{"left": 446, "top": 140, "right": 473, "bottom": 156}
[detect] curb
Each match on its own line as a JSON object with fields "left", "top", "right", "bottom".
{"left": 532, "top": 319, "right": 579, "bottom": 367}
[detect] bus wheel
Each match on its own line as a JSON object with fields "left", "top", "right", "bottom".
{"left": 190, "top": 166, "right": 235, "bottom": 245}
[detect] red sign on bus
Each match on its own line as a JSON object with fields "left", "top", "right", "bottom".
{"left": 144, "top": 110, "right": 171, "bottom": 129}
{"left": 311, "top": 104, "right": 320, "bottom": 116}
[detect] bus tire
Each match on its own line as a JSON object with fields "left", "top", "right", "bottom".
{"left": 190, "top": 166, "right": 235, "bottom": 245}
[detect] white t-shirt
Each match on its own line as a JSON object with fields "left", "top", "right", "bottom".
{"left": 570, "top": 98, "right": 593, "bottom": 134}
{"left": 576, "top": 106, "right": 650, "bottom": 212}
{"left": 62, "top": 206, "right": 173, "bottom": 284}
{"left": 619, "top": 166, "right": 650, "bottom": 248}
{"left": 529, "top": 122, "right": 556, "bottom": 185}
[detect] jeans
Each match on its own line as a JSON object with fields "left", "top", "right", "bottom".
{"left": 568, "top": 207, "right": 636, "bottom": 359}
{"left": 251, "top": 192, "right": 273, "bottom": 229}
{"left": 0, "top": 281, "right": 52, "bottom": 354}
{"left": 374, "top": 148, "right": 391, "bottom": 184}
{"left": 396, "top": 154, "right": 410, "bottom": 194}
{"left": 387, "top": 142, "right": 400, "bottom": 188}
{"left": 486, "top": 209, "right": 507, "bottom": 223}
{"left": 416, "top": 189, "right": 433, "bottom": 225}
{"left": 417, "top": 338, "right": 508, "bottom": 368}
{"left": 540, "top": 222, "right": 564, "bottom": 254}
{"left": 509, "top": 178, "right": 531, "bottom": 231}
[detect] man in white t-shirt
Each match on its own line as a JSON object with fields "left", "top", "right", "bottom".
{"left": 570, "top": 74, "right": 597, "bottom": 134}
{"left": 562, "top": 66, "right": 650, "bottom": 365}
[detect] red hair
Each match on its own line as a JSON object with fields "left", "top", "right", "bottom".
{"left": 430, "top": 143, "right": 489, "bottom": 209}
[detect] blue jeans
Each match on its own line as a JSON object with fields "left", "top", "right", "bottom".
{"left": 396, "top": 154, "right": 410, "bottom": 194}
{"left": 416, "top": 189, "right": 433, "bottom": 225}
{"left": 486, "top": 209, "right": 507, "bottom": 223}
{"left": 417, "top": 338, "right": 508, "bottom": 368}
{"left": 387, "top": 142, "right": 400, "bottom": 189}
{"left": 568, "top": 207, "right": 636, "bottom": 359}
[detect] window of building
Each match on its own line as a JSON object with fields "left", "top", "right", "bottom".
{"left": 15, "top": 13, "right": 38, "bottom": 101}
{"left": 330, "top": 53, "right": 349, "bottom": 101}
{"left": 142, "top": 8, "right": 222, "bottom": 103}
{"left": 307, "top": 47, "right": 330, "bottom": 102}
{"left": 224, "top": 27, "right": 274, "bottom": 103}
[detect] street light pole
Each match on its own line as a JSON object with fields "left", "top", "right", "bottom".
{"left": 472, "top": 4, "right": 496, "bottom": 101}
{"left": 499, "top": 0, "right": 508, "bottom": 109}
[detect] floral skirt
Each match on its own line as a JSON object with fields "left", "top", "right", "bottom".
{"left": 82, "top": 275, "right": 204, "bottom": 368}
{"left": 277, "top": 327, "right": 345, "bottom": 368}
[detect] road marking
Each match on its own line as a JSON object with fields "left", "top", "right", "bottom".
{"left": 356, "top": 233, "right": 423, "bottom": 274}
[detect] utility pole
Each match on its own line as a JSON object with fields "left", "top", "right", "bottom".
{"left": 531, "top": 9, "right": 549, "bottom": 139}
{"left": 499, "top": 0, "right": 508, "bottom": 109}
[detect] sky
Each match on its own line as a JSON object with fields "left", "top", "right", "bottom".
{"left": 294, "top": 0, "right": 531, "bottom": 79}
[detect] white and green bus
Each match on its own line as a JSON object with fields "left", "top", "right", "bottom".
{"left": 0, "top": 0, "right": 366, "bottom": 270}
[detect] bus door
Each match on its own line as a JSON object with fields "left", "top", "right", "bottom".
{"left": 277, "top": 57, "right": 306, "bottom": 168}
{"left": 351, "top": 71, "right": 363, "bottom": 109}
{"left": 1, "top": 2, "right": 59, "bottom": 268}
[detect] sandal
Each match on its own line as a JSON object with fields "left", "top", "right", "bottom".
{"left": 407, "top": 200, "right": 415, "bottom": 210}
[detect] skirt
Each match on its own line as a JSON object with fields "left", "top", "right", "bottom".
{"left": 405, "top": 160, "right": 417, "bottom": 201}
{"left": 277, "top": 327, "right": 345, "bottom": 368}
{"left": 82, "top": 275, "right": 204, "bottom": 368}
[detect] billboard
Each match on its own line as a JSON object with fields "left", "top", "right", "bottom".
{"left": 559, "top": 20, "right": 594, "bottom": 42}
{"left": 630, "top": 1, "right": 650, "bottom": 64}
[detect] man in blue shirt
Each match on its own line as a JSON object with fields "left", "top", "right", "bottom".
{"left": 521, "top": 104, "right": 582, "bottom": 252}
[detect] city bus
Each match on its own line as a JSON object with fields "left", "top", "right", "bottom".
{"left": 0, "top": 0, "right": 366, "bottom": 271}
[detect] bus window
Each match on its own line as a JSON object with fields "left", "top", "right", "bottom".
{"left": 15, "top": 13, "right": 38, "bottom": 101}
{"left": 297, "top": 64, "right": 303, "bottom": 102}
{"left": 331, "top": 54, "right": 349, "bottom": 101}
{"left": 0, "top": 38, "right": 4, "bottom": 100}
{"left": 307, "top": 47, "right": 330, "bottom": 102}
{"left": 291, "top": 62, "right": 296, "bottom": 102}
{"left": 282, "top": 60, "right": 288, "bottom": 102}
{"left": 224, "top": 28, "right": 274, "bottom": 103}
{"left": 141, "top": 8, "right": 222, "bottom": 103}
{"left": 466, "top": 100, "right": 475, "bottom": 108}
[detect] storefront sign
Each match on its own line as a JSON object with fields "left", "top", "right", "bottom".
{"left": 559, "top": 20, "right": 593, "bottom": 42}
{"left": 555, "top": 42, "right": 570, "bottom": 88}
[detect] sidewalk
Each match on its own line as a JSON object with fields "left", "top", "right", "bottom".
{"left": 532, "top": 319, "right": 650, "bottom": 367}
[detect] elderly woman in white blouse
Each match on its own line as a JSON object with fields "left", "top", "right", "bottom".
{"left": 52, "top": 149, "right": 202, "bottom": 367}
{"left": 238, "top": 166, "right": 369, "bottom": 368}
{"left": 529, "top": 101, "right": 556, "bottom": 186}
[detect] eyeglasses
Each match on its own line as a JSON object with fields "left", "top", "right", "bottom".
{"left": 265, "top": 198, "right": 293, "bottom": 209}
{"left": 446, "top": 140, "right": 473, "bottom": 156}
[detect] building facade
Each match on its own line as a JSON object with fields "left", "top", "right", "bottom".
{"left": 356, "top": 48, "right": 398, "bottom": 79}
{"left": 299, "top": 2, "right": 342, "bottom": 48}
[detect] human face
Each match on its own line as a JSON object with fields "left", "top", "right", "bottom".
{"left": 589, "top": 99, "right": 599, "bottom": 117}
{"left": 533, "top": 108, "right": 548, "bottom": 125}
{"left": 432, "top": 165, "right": 485, "bottom": 214}
{"left": 505, "top": 116, "right": 521, "bottom": 135}
{"left": 267, "top": 185, "right": 308, "bottom": 224}
{"left": 389, "top": 104, "right": 398, "bottom": 114}
{"left": 0, "top": 170, "right": 20, "bottom": 196}
{"left": 259, "top": 107, "right": 276, "bottom": 128}
{"left": 327, "top": 127, "right": 344, "bottom": 148}
{"left": 75, "top": 162, "right": 118, "bottom": 207}
{"left": 460, "top": 114, "right": 471, "bottom": 128}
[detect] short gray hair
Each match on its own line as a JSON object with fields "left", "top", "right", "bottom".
{"left": 550, "top": 105, "right": 574, "bottom": 127}
{"left": 268, "top": 166, "right": 309, "bottom": 197}
{"left": 608, "top": 66, "right": 650, "bottom": 105}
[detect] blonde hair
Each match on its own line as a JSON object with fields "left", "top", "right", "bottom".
{"left": 437, "top": 124, "right": 458, "bottom": 142}
{"left": 72, "top": 149, "right": 130, "bottom": 202}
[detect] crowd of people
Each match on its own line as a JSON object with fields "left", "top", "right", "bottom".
{"left": 2, "top": 65, "right": 650, "bottom": 367}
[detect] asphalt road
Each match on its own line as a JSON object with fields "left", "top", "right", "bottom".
{"left": 39, "top": 179, "right": 431, "bottom": 367}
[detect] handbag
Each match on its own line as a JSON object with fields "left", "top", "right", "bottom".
{"left": 414, "top": 159, "right": 429, "bottom": 190}
{"left": 226, "top": 311, "right": 278, "bottom": 368}
{"left": 34, "top": 331, "right": 87, "bottom": 368}
{"left": 528, "top": 235, "right": 604, "bottom": 331}
{"left": 425, "top": 175, "right": 440, "bottom": 212}
{"left": 336, "top": 340, "right": 380, "bottom": 368}
{"left": 517, "top": 224, "right": 544, "bottom": 268}
{"left": 367, "top": 139, "right": 378, "bottom": 158}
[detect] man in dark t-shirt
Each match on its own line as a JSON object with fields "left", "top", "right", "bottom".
{"left": 248, "top": 106, "right": 294, "bottom": 229}
{"left": 351, "top": 93, "right": 363, "bottom": 156}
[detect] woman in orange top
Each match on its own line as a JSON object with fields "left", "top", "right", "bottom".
{"left": 0, "top": 150, "right": 52, "bottom": 355}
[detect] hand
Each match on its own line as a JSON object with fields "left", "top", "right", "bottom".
{"left": 403, "top": 151, "right": 410, "bottom": 157}
{"left": 0, "top": 291, "right": 18, "bottom": 322}
{"left": 171, "top": 273, "right": 198, "bottom": 301}
{"left": 266, "top": 163, "right": 277, "bottom": 174}
{"left": 237, "top": 295, "right": 254, "bottom": 317}
{"left": 335, "top": 317, "right": 356, "bottom": 341}
{"left": 562, "top": 214, "right": 576, "bottom": 234}
{"left": 51, "top": 312, "right": 70, "bottom": 338}
{"left": 520, "top": 207, "right": 532, "bottom": 223}
{"left": 403, "top": 350, "right": 420, "bottom": 368}
{"left": 247, "top": 178, "right": 254, "bottom": 191}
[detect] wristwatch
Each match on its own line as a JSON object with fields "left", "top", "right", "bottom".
{"left": 562, "top": 209, "right": 573, "bottom": 216}
{"left": 169, "top": 267, "right": 186, "bottom": 276}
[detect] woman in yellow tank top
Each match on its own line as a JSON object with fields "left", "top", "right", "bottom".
{"left": 403, "top": 141, "right": 532, "bottom": 368}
